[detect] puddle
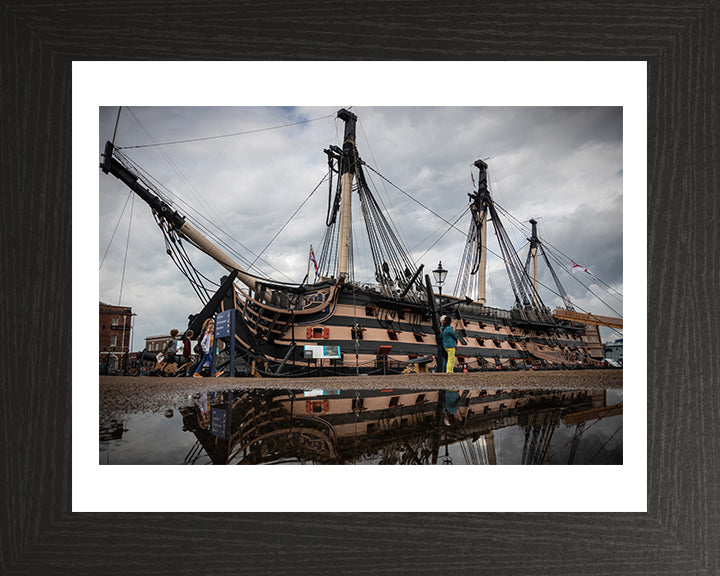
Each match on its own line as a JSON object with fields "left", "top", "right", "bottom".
{"left": 100, "top": 388, "right": 622, "bottom": 465}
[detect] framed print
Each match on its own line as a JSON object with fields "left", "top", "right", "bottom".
{"left": 2, "top": 1, "right": 718, "bottom": 574}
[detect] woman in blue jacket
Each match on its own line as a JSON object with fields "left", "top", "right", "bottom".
{"left": 441, "top": 315, "right": 458, "bottom": 373}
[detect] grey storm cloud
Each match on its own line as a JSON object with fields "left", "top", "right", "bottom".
{"left": 99, "top": 106, "right": 623, "bottom": 347}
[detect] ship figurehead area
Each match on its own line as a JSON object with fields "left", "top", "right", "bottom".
{"left": 100, "top": 108, "right": 623, "bottom": 380}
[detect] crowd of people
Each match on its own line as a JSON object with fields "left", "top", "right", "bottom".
{"left": 109, "top": 314, "right": 467, "bottom": 378}
{"left": 132, "top": 317, "right": 222, "bottom": 377}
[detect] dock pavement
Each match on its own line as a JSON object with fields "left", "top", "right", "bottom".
{"left": 100, "top": 369, "right": 622, "bottom": 415}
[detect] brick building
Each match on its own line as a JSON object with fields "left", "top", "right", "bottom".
{"left": 145, "top": 334, "right": 171, "bottom": 354}
{"left": 99, "top": 302, "right": 134, "bottom": 372}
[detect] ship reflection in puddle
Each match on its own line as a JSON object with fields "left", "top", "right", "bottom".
{"left": 100, "top": 388, "right": 622, "bottom": 465}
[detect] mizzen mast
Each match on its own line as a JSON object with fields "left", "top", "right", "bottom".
{"left": 529, "top": 218, "right": 539, "bottom": 307}
{"left": 454, "top": 159, "right": 491, "bottom": 305}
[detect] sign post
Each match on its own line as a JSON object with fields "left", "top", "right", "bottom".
{"left": 214, "top": 309, "right": 235, "bottom": 377}
{"left": 210, "top": 406, "right": 229, "bottom": 439}
{"left": 210, "top": 391, "right": 233, "bottom": 440}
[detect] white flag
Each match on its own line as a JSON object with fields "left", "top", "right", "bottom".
{"left": 572, "top": 261, "right": 596, "bottom": 279}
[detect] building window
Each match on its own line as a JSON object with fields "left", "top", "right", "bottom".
{"left": 112, "top": 317, "right": 119, "bottom": 326}
{"left": 110, "top": 335, "right": 118, "bottom": 347}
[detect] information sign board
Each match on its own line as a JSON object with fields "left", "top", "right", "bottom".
{"left": 303, "top": 345, "right": 341, "bottom": 359}
{"left": 215, "top": 309, "right": 233, "bottom": 338}
{"left": 210, "top": 407, "right": 229, "bottom": 439}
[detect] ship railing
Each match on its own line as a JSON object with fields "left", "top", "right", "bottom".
{"left": 457, "top": 302, "right": 513, "bottom": 321}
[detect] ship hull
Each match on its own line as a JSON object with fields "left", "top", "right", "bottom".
{"left": 218, "top": 280, "right": 604, "bottom": 377}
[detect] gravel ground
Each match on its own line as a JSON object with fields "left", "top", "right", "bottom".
{"left": 100, "top": 369, "right": 622, "bottom": 416}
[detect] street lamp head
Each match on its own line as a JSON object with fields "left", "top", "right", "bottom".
{"left": 432, "top": 261, "right": 447, "bottom": 286}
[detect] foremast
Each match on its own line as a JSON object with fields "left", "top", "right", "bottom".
{"left": 320, "top": 110, "right": 425, "bottom": 303}
{"left": 336, "top": 108, "right": 358, "bottom": 280}
{"left": 473, "top": 158, "right": 490, "bottom": 306}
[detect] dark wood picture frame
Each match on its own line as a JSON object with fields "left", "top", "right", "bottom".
{"left": 2, "top": 2, "right": 718, "bottom": 574}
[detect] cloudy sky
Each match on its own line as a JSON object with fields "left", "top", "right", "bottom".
{"left": 98, "top": 106, "right": 623, "bottom": 348}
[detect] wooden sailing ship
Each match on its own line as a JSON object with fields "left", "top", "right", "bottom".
{"left": 101, "top": 108, "right": 621, "bottom": 376}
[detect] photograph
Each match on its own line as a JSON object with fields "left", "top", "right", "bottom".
{"left": 98, "top": 106, "right": 623, "bottom": 466}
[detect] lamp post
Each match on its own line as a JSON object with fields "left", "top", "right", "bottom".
{"left": 432, "top": 261, "right": 447, "bottom": 317}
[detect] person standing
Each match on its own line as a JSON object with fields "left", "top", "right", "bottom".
{"left": 441, "top": 315, "right": 458, "bottom": 373}
{"left": 180, "top": 330, "right": 193, "bottom": 363}
{"left": 177, "top": 329, "right": 194, "bottom": 375}
{"left": 442, "top": 390, "right": 467, "bottom": 426}
{"left": 163, "top": 329, "right": 179, "bottom": 365}
{"left": 193, "top": 319, "right": 215, "bottom": 378}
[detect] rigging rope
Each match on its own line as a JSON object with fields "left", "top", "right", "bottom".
{"left": 486, "top": 201, "right": 623, "bottom": 319}
{"left": 156, "top": 216, "right": 220, "bottom": 304}
{"left": 364, "top": 164, "right": 465, "bottom": 234}
{"left": 117, "top": 194, "right": 135, "bottom": 305}
{"left": 119, "top": 109, "right": 294, "bottom": 282}
{"left": 357, "top": 118, "right": 415, "bottom": 260}
{"left": 411, "top": 205, "right": 468, "bottom": 252}
{"left": 587, "top": 423, "right": 623, "bottom": 464}
{"left": 115, "top": 147, "right": 295, "bottom": 283}
{"left": 117, "top": 111, "right": 336, "bottom": 149}
{"left": 497, "top": 204, "right": 624, "bottom": 305}
{"left": 360, "top": 159, "right": 610, "bottom": 316}
{"left": 250, "top": 172, "right": 329, "bottom": 270}
{"left": 109, "top": 109, "right": 622, "bottom": 329}
{"left": 99, "top": 189, "right": 133, "bottom": 270}
{"left": 121, "top": 110, "right": 243, "bottom": 238}
{"left": 418, "top": 208, "right": 470, "bottom": 262}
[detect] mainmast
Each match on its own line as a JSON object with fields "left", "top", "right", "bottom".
{"left": 336, "top": 108, "right": 357, "bottom": 280}
{"left": 456, "top": 157, "right": 552, "bottom": 320}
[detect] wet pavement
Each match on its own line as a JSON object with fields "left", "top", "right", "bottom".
{"left": 100, "top": 369, "right": 622, "bottom": 416}
{"left": 100, "top": 377, "right": 623, "bottom": 465}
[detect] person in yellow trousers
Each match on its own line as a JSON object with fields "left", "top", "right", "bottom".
{"left": 440, "top": 315, "right": 458, "bottom": 373}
